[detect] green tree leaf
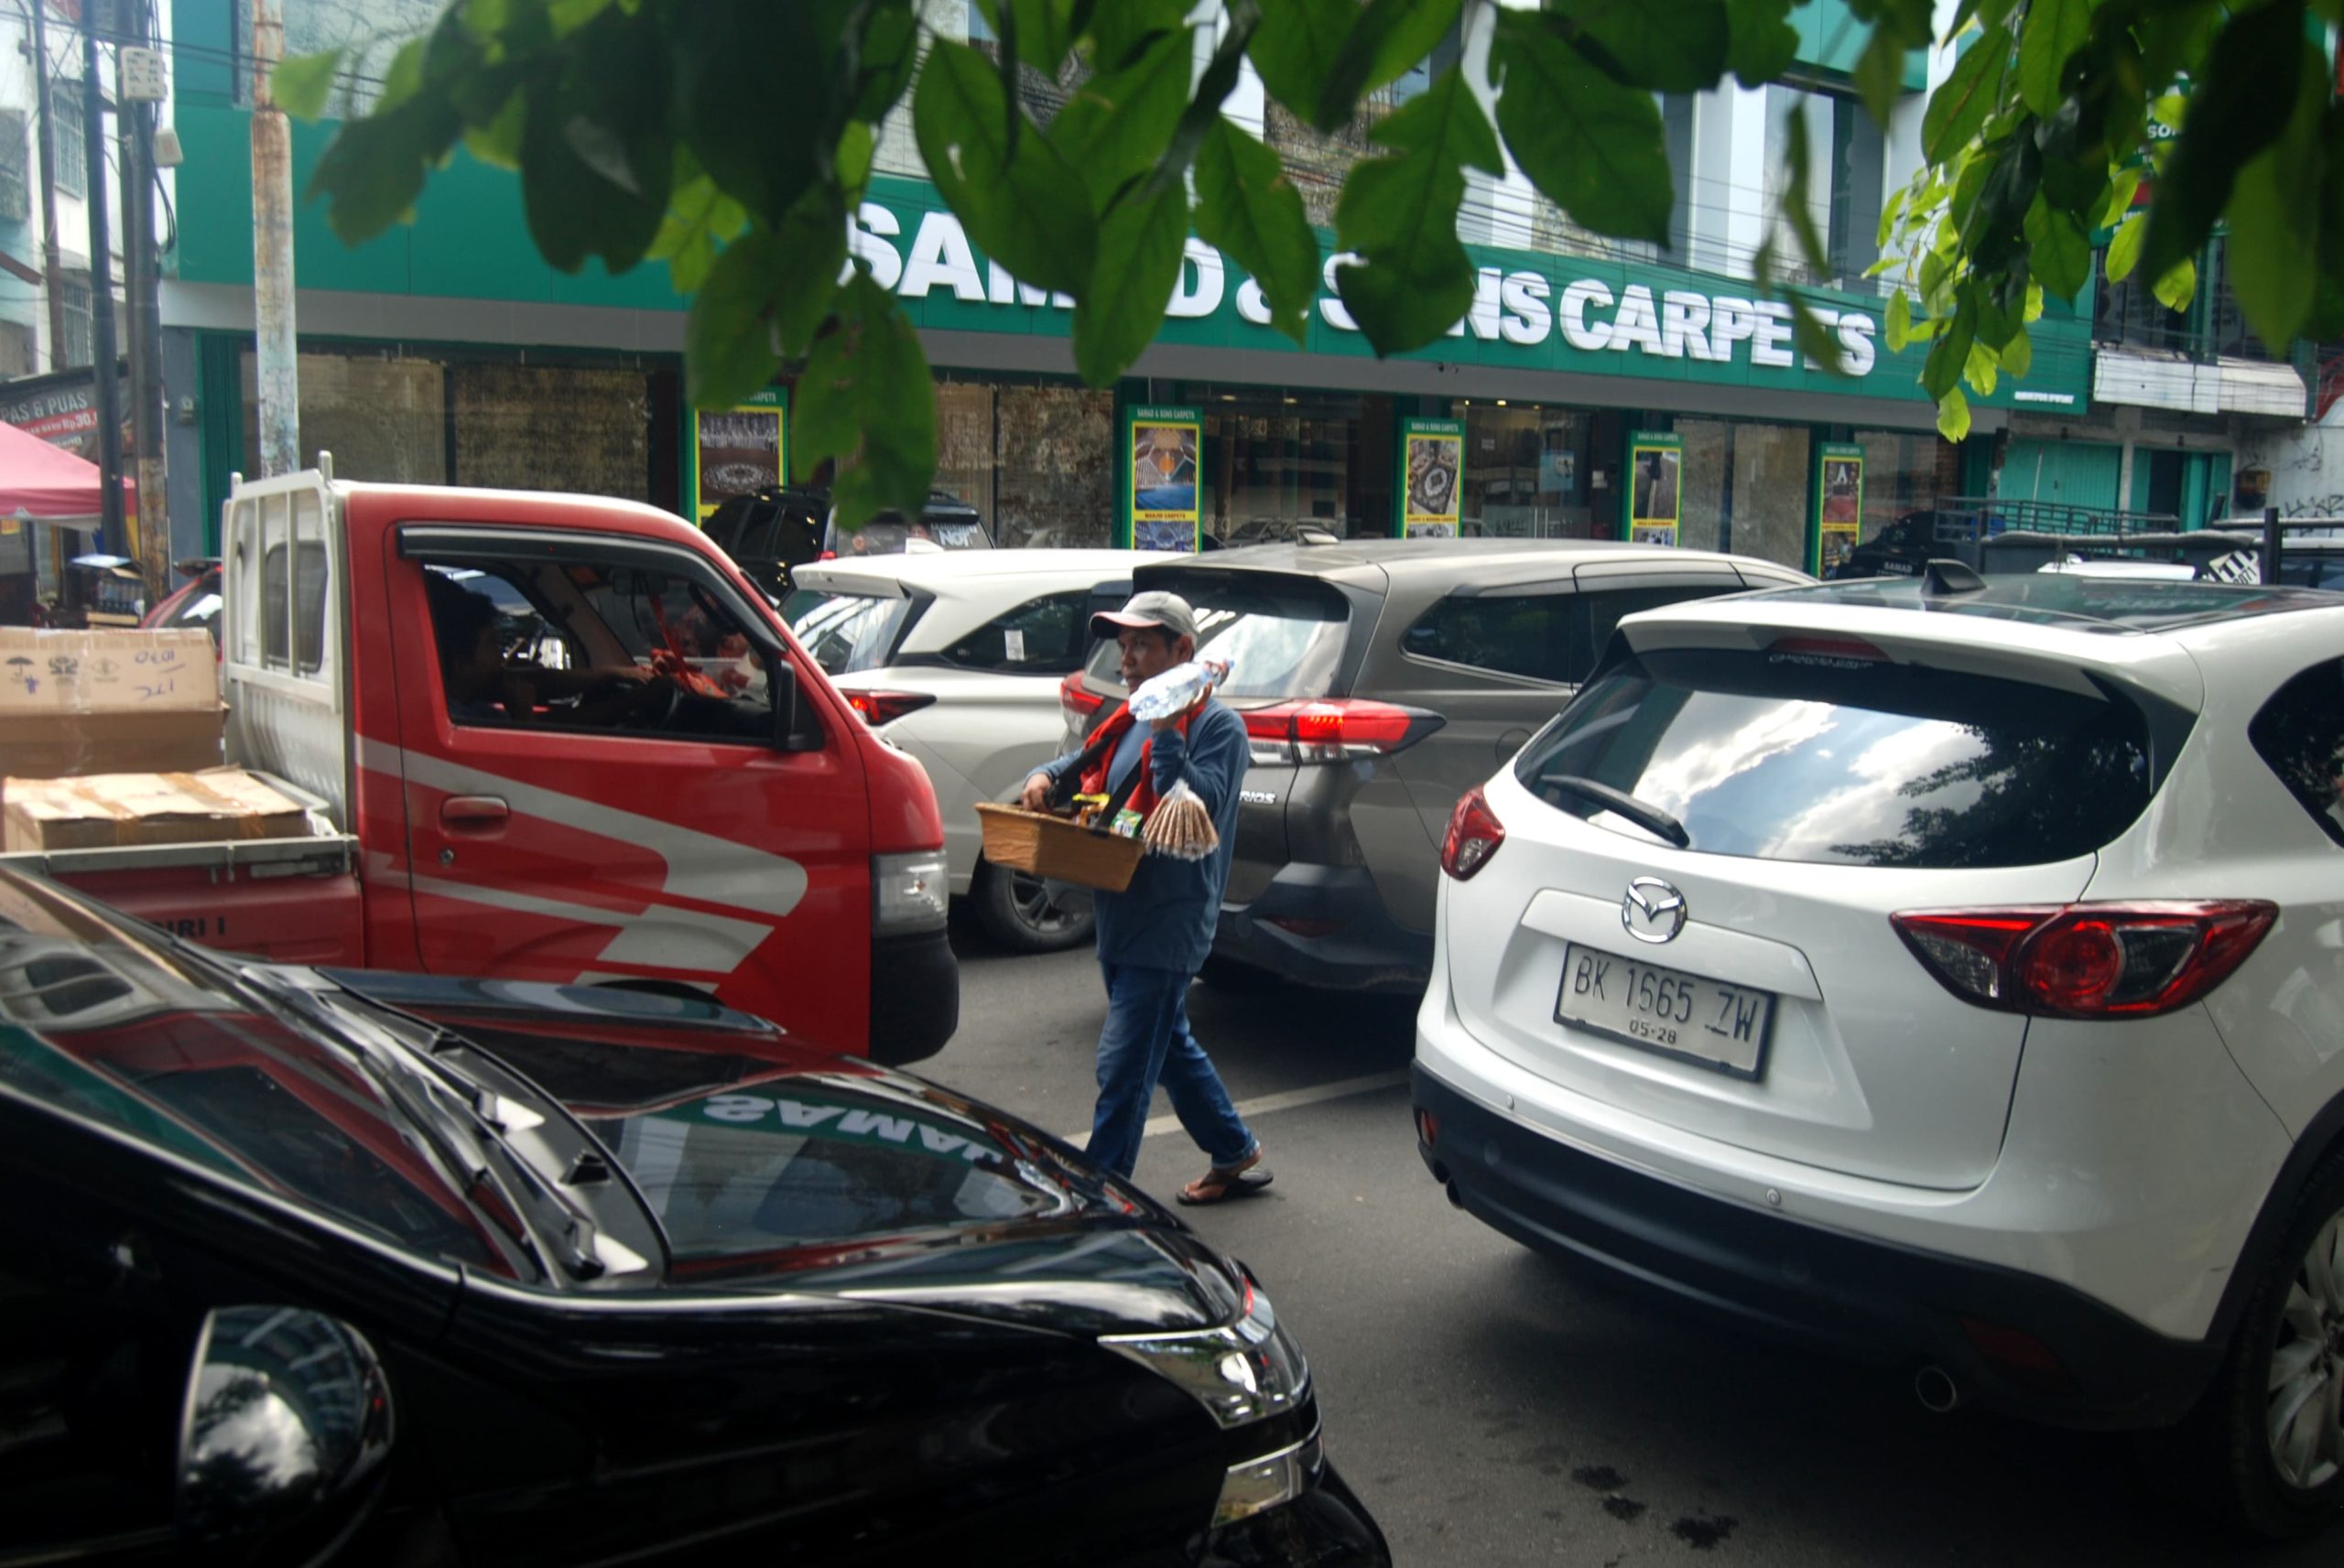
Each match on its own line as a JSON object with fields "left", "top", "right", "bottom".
{"left": 307, "top": 97, "right": 461, "bottom": 244}
{"left": 1047, "top": 27, "right": 1193, "bottom": 212}
{"left": 1319, "top": 0, "right": 1466, "bottom": 129}
{"left": 1194, "top": 116, "right": 1318, "bottom": 345}
{"left": 1851, "top": 27, "right": 1905, "bottom": 127}
{"left": 2307, "top": 107, "right": 2344, "bottom": 341}
{"left": 2023, "top": 196, "right": 2089, "bottom": 299}
{"left": 915, "top": 39, "right": 1097, "bottom": 296}
{"left": 686, "top": 233, "right": 787, "bottom": 409}
{"left": 520, "top": 5, "right": 672, "bottom": 275}
{"left": 976, "top": 0, "right": 1075, "bottom": 74}
{"left": 1334, "top": 66, "right": 1501, "bottom": 353}
{"left": 795, "top": 274, "right": 936, "bottom": 526}
{"left": 1964, "top": 337, "right": 1999, "bottom": 395}
{"left": 1999, "top": 324, "right": 2032, "bottom": 380}
{"left": 1725, "top": 0, "right": 1798, "bottom": 88}
{"left": 2103, "top": 210, "right": 2145, "bottom": 282}
{"left": 1546, "top": 0, "right": 1729, "bottom": 92}
{"left": 1090, "top": 0, "right": 1191, "bottom": 71}
{"left": 769, "top": 190, "right": 851, "bottom": 358}
{"left": 274, "top": 49, "right": 343, "bottom": 122}
{"left": 1922, "top": 297, "right": 1976, "bottom": 399}
{"left": 1936, "top": 384, "right": 1971, "bottom": 443}
{"left": 1071, "top": 181, "right": 1190, "bottom": 384}
{"left": 1490, "top": 12, "right": 1673, "bottom": 246}
{"left": 852, "top": 4, "right": 922, "bottom": 123}
{"left": 2221, "top": 49, "right": 2328, "bottom": 351}
{"left": 1884, "top": 287, "right": 1914, "bottom": 351}
{"left": 2014, "top": 0, "right": 2089, "bottom": 117}
{"left": 671, "top": 1, "right": 838, "bottom": 226}
{"left": 1922, "top": 26, "right": 2008, "bottom": 162}
{"left": 1246, "top": 0, "right": 1352, "bottom": 127}
{"left": 2141, "top": 0, "right": 2306, "bottom": 287}
{"left": 2149, "top": 254, "right": 2197, "bottom": 314}
{"left": 650, "top": 173, "right": 748, "bottom": 296}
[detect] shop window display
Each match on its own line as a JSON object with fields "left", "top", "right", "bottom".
{"left": 929, "top": 377, "right": 1115, "bottom": 548}
{"left": 1450, "top": 405, "right": 1601, "bottom": 539}
{"left": 1672, "top": 418, "right": 1811, "bottom": 569}
{"left": 1180, "top": 386, "right": 1393, "bottom": 544}
{"left": 239, "top": 351, "right": 673, "bottom": 508}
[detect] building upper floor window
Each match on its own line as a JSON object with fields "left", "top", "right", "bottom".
{"left": 50, "top": 81, "right": 81, "bottom": 197}
{"left": 1763, "top": 84, "right": 1883, "bottom": 289}
{"left": 59, "top": 277, "right": 91, "bottom": 369}
{"left": 0, "top": 110, "right": 27, "bottom": 223}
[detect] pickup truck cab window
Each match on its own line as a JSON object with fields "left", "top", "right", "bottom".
{"left": 419, "top": 554, "right": 775, "bottom": 744}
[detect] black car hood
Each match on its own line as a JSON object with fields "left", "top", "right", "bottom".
{"left": 327, "top": 970, "right": 1243, "bottom": 1337}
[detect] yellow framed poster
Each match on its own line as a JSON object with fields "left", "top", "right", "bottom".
{"left": 1400, "top": 417, "right": 1464, "bottom": 537}
{"left": 693, "top": 387, "right": 787, "bottom": 522}
{"left": 1627, "top": 430, "right": 1682, "bottom": 546}
{"left": 1817, "top": 442, "right": 1866, "bottom": 576}
{"left": 1126, "top": 405, "right": 1202, "bottom": 551}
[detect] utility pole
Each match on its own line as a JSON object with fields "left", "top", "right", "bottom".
{"left": 30, "top": 0, "right": 65, "bottom": 369}
{"left": 81, "top": 0, "right": 125, "bottom": 555}
{"left": 249, "top": 0, "right": 298, "bottom": 477}
{"left": 118, "top": 1, "right": 166, "bottom": 599}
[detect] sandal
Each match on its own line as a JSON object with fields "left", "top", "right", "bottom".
{"left": 1176, "top": 1146, "right": 1273, "bottom": 1206}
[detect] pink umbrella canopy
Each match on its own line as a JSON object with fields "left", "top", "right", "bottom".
{"left": 0, "top": 417, "right": 136, "bottom": 519}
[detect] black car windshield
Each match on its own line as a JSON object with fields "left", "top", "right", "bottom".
{"left": 1514, "top": 645, "right": 2163, "bottom": 868}
{"left": 0, "top": 896, "right": 536, "bottom": 1277}
{"left": 1084, "top": 576, "right": 1350, "bottom": 700}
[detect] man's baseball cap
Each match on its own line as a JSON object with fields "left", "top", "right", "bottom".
{"left": 1091, "top": 589, "right": 1199, "bottom": 643}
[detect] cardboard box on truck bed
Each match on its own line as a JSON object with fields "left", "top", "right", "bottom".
{"left": 0, "top": 627, "right": 223, "bottom": 778}
{"left": 4, "top": 769, "right": 310, "bottom": 853}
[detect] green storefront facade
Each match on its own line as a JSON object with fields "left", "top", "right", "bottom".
{"left": 159, "top": 5, "right": 2092, "bottom": 576}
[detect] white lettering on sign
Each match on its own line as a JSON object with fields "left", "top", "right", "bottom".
{"left": 1167, "top": 241, "right": 1225, "bottom": 319}
{"left": 847, "top": 203, "right": 903, "bottom": 290}
{"left": 1500, "top": 272, "right": 1551, "bottom": 345}
{"left": 901, "top": 211, "right": 987, "bottom": 301}
{"left": 835, "top": 203, "right": 1981, "bottom": 385}
{"left": 1558, "top": 279, "right": 1614, "bottom": 350}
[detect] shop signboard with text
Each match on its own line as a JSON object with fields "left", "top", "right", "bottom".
{"left": 848, "top": 178, "right": 2091, "bottom": 416}
{"left": 1625, "top": 432, "right": 1683, "bottom": 546}
{"left": 691, "top": 387, "right": 787, "bottom": 522}
{"left": 1816, "top": 442, "right": 1866, "bottom": 575}
{"left": 1123, "top": 406, "right": 1201, "bottom": 551}
{"left": 1398, "top": 418, "right": 1463, "bottom": 537}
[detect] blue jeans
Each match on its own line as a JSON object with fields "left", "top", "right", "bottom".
{"left": 1087, "top": 962, "right": 1256, "bottom": 1181}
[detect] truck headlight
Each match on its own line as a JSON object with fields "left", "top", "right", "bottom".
{"left": 1214, "top": 1423, "right": 1323, "bottom": 1527}
{"left": 1100, "top": 1276, "right": 1308, "bottom": 1429}
{"left": 872, "top": 850, "right": 949, "bottom": 935}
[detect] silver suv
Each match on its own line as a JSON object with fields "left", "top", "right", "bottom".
{"left": 1063, "top": 540, "right": 1809, "bottom": 992}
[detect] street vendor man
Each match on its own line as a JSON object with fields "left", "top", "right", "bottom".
{"left": 1018, "top": 590, "right": 1268, "bottom": 1204}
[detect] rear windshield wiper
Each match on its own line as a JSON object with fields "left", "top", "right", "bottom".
{"left": 1541, "top": 774, "right": 1690, "bottom": 849}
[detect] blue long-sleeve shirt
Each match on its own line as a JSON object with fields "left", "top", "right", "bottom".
{"left": 1037, "top": 699, "right": 1247, "bottom": 974}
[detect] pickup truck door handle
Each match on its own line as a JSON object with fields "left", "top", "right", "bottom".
{"left": 440, "top": 795, "right": 510, "bottom": 827}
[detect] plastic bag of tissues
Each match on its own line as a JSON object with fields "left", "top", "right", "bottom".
{"left": 1127, "top": 658, "right": 1231, "bottom": 721}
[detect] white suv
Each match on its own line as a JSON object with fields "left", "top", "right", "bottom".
{"left": 1414, "top": 569, "right": 2344, "bottom": 1537}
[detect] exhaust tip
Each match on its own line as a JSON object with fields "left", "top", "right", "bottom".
{"left": 1913, "top": 1365, "right": 1963, "bottom": 1414}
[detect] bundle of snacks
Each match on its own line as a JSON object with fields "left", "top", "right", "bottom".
{"left": 1143, "top": 778, "right": 1218, "bottom": 860}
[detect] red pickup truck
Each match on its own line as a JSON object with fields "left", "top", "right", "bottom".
{"left": 3, "top": 461, "right": 957, "bottom": 1065}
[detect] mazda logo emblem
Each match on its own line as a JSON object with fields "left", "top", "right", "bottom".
{"left": 1621, "top": 877, "right": 1687, "bottom": 944}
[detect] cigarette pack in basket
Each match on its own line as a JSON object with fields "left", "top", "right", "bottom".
{"left": 973, "top": 802, "right": 1144, "bottom": 893}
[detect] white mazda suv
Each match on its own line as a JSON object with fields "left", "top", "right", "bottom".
{"left": 1415, "top": 568, "right": 2344, "bottom": 1538}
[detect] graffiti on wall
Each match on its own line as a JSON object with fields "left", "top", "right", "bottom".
{"left": 2279, "top": 494, "right": 2344, "bottom": 519}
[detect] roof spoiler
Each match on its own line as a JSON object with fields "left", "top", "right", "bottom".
{"left": 1922, "top": 558, "right": 1985, "bottom": 597}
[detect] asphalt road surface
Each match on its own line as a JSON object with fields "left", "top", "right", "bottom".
{"left": 938, "top": 909, "right": 2335, "bottom": 1568}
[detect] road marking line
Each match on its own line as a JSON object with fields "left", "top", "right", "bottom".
{"left": 1060, "top": 1068, "right": 1411, "bottom": 1144}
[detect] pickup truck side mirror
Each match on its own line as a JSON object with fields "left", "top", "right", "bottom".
{"left": 178, "top": 1306, "right": 393, "bottom": 1563}
{"left": 769, "top": 654, "right": 818, "bottom": 752}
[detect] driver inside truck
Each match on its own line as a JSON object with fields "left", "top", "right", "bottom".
{"left": 426, "top": 571, "right": 675, "bottom": 730}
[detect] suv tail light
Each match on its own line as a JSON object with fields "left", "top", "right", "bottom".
{"left": 1891, "top": 902, "right": 2277, "bottom": 1018}
{"left": 843, "top": 689, "right": 936, "bottom": 726}
{"left": 1059, "top": 671, "right": 1107, "bottom": 731}
{"left": 1243, "top": 699, "right": 1444, "bottom": 763}
{"left": 1440, "top": 787, "right": 1505, "bottom": 881}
